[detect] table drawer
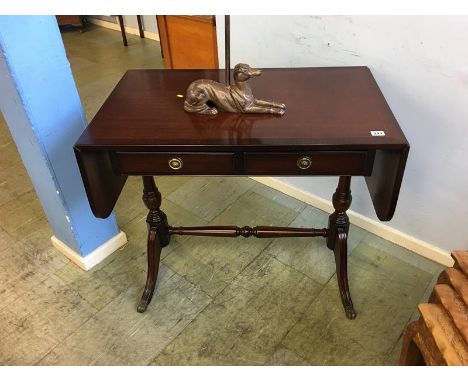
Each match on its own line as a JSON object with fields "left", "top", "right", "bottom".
{"left": 114, "top": 152, "right": 237, "bottom": 175}
{"left": 244, "top": 151, "right": 372, "bottom": 175}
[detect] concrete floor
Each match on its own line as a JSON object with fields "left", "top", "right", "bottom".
{"left": 0, "top": 24, "right": 444, "bottom": 365}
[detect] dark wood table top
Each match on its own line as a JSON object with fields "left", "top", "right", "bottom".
{"left": 74, "top": 67, "right": 409, "bottom": 222}
{"left": 76, "top": 67, "right": 408, "bottom": 151}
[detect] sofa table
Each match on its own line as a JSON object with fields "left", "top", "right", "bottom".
{"left": 74, "top": 67, "right": 409, "bottom": 320}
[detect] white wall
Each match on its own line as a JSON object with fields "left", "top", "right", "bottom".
{"left": 216, "top": 15, "right": 468, "bottom": 253}
{"left": 90, "top": 15, "right": 159, "bottom": 34}
{"left": 122, "top": 15, "right": 158, "bottom": 34}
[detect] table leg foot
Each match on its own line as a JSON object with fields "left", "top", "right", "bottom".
{"left": 327, "top": 176, "right": 357, "bottom": 320}
{"left": 137, "top": 176, "right": 169, "bottom": 313}
{"left": 334, "top": 227, "right": 356, "bottom": 320}
{"left": 345, "top": 306, "right": 357, "bottom": 320}
{"left": 137, "top": 280, "right": 156, "bottom": 313}
{"left": 137, "top": 228, "right": 161, "bottom": 313}
{"left": 137, "top": 295, "right": 150, "bottom": 313}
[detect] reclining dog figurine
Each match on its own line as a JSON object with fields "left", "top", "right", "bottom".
{"left": 184, "top": 63, "right": 286, "bottom": 116}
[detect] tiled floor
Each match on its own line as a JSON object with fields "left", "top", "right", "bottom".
{"left": 0, "top": 24, "right": 444, "bottom": 365}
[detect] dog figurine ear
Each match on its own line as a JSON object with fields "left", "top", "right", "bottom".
{"left": 184, "top": 63, "right": 285, "bottom": 116}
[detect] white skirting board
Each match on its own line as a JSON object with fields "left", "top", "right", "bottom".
{"left": 51, "top": 231, "right": 128, "bottom": 271}
{"left": 86, "top": 17, "right": 160, "bottom": 42}
{"left": 251, "top": 177, "right": 454, "bottom": 267}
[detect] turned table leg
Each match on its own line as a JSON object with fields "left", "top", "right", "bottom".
{"left": 137, "top": 176, "right": 170, "bottom": 313}
{"left": 327, "top": 176, "right": 356, "bottom": 320}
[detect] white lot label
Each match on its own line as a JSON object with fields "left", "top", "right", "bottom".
{"left": 371, "top": 130, "right": 386, "bottom": 136}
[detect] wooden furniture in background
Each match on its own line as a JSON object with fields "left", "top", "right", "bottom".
{"left": 400, "top": 250, "right": 468, "bottom": 365}
{"left": 117, "top": 15, "right": 145, "bottom": 47}
{"left": 74, "top": 67, "right": 409, "bottom": 319}
{"left": 156, "top": 16, "right": 218, "bottom": 68}
{"left": 56, "top": 16, "right": 85, "bottom": 30}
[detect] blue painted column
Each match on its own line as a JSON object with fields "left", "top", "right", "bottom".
{"left": 0, "top": 16, "right": 123, "bottom": 265}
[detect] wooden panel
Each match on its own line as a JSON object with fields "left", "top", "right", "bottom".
{"left": 114, "top": 152, "right": 237, "bottom": 175}
{"left": 244, "top": 151, "right": 372, "bottom": 175}
{"left": 155, "top": 15, "right": 170, "bottom": 64}
{"left": 75, "top": 67, "right": 409, "bottom": 221}
{"left": 365, "top": 147, "right": 409, "bottom": 221}
{"left": 452, "top": 250, "right": 468, "bottom": 276}
{"left": 156, "top": 15, "right": 218, "bottom": 69}
{"left": 437, "top": 268, "right": 468, "bottom": 306}
{"left": 418, "top": 304, "right": 468, "bottom": 366}
{"left": 77, "top": 68, "right": 408, "bottom": 150}
{"left": 431, "top": 284, "right": 468, "bottom": 345}
{"left": 74, "top": 148, "right": 127, "bottom": 219}
{"left": 56, "top": 16, "right": 84, "bottom": 28}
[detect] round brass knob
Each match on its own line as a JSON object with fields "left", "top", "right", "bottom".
{"left": 168, "top": 157, "right": 183, "bottom": 170}
{"left": 297, "top": 156, "right": 312, "bottom": 170}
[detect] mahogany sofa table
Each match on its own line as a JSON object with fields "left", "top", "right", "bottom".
{"left": 74, "top": 67, "right": 409, "bottom": 320}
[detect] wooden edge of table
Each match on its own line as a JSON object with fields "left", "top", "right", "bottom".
{"left": 74, "top": 147, "right": 127, "bottom": 219}
{"left": 75, "top": 145, "right": 409, "bottom": 221}
{"left": 365, "top": 145, "right": 409, "bottom": 221}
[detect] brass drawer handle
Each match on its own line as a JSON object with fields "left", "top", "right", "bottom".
{"left": 168, "top": 157, "right": 183, "bottom": 170}
{"left": 297, "top": 156, "right": 312, "bottom": 170}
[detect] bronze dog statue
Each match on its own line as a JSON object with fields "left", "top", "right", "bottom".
{"left": 184, "top": 63, "right": 286, "bottom": 116}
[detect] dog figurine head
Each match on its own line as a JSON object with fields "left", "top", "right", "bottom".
{"left": 233, "top": 63, "right": 262, "bottom": 83}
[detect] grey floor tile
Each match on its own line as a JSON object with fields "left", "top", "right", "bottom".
{"left": 114, "top": 177, "right": 149, "bottom": 227}
{"left": 0, "top": 142, "right": 21, "bottom": 172}
{"left": 166, "top": 177, "right": 254, "bottom": 221}
{"left": 348, "top": 224, "right": 368, "bottom": 254}
{"left": 408, "top": 270, "right": 441, "bottom": 323}
{"left": 265, "top": 206, "right": 366, "bottom": 285}
{"left": 0, "top": 227, "right": 14, "bottom": 252}
{"left": 9, "top": 217, "right": 54, "bottom": 253}
{"left": 162, "top": 190, "right": 303, "bottom": 298}
{"left": 0, "top": 317, "right": 59, "bottom": 365}
{"left": 385, "top": 333, "right": 404, "bottom": 366}
{"left": 360, "top": 232, "right": 444, "bottom": 275}
{"left": 0, "top": 275, "right": 96, "bottom": 365}
{"left": 266, "top": 236, "right": 335, "bottom": 286}
{"left": 281, "top": 242, "right": 434, "bottom": 365}
{"left": 0, "top": 190, "right": 45, "bottom": 234}
{"left": 0, "top": 161, "right": 34, "bottom": 207}
{"left": 38, "top": 265, "right": 211, "bottom": 365}
{"left": 155, "top": 253, "right": 322, "bottom": 365}
{"left": 0, "top": 115, "right": 13, "bottom": 144}
{"left": 0, "top": 244, "right": 69, "bottom": 311}
{"left": 154, "top": 176, "right": 193, "bottom": 197}
{"left": 265, "top": 206, "right": 334, "bottom": 285}
{"left": 54, "top": 240, "right": 149, "bottom": 310}
{"left": 250, "top": 182, "right": 307, "bottom": 214}
{"left": 266, "top": 346, "right": 310, "bottom": 366}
